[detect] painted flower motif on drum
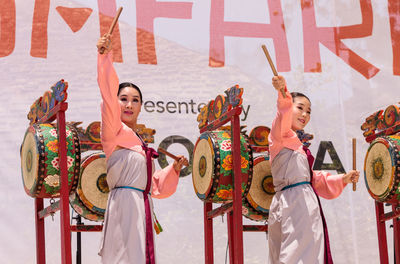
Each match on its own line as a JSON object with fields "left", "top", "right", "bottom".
{"left": 50, "top": 129, "right": 57, "bottom": 137}
{"left": 248, "top": 214, "right": 263, "bottom": 221}
{"left": 214, "top": 183, "right": 247, "bottom": 202}
{"left": 44, "top": 174, "right": 60, "bottom": 187}
{"left": 222, "top": 155, "right": 249, "bottom": 172}
{"left": 67, "top": 156, "right": 74, "bottom": 168}
{"left": 51, "top": 156, "right": 74, "bottom": 169}
{"left": 222, "top": 132, "right": 230, "bottom": 138}
{"left": 51, "top": 157, "right": 59, "bottom": 169}
{"left": 240, "top": 157, "right": 249, "bottom": 169}
{"left": 242, "top": 206, "right": 249, "bottom": 215}
{"left": 73, "top": 204, "right": 84, "bottom": 215}
{"left": 220, "top": 140, "right": 232, "bottom": 151}
{"left": 49, "top": 128, "right": 71, "bottom": 138}
{"left": 216, "top": 189, "right": 232, "bottom": 200}
{"left": 222, "top": 155, "right": 233, "bottom": 171}
{"left": 46, "top": 140, "right": 59, "bottom": 152}
{"left": 86, "top": 214, "right": 99, "bottom": 221}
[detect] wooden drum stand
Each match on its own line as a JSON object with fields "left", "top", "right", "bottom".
{"left": 361, "top": 104, "right": 400, "bottom": 263}
{"left": 195, "top": 85, "right": 268, "bottom": 264}
{"left": 23, "top": 80, "right": 103, "bottom": 264}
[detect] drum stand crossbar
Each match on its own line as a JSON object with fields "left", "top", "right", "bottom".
{"left": 34, "top": 102, "right": 103, "bottom": 264}
{"left": 199, "top": 106, "right": 268, "bottom": 264}
{"left": 375, "top": 201, "right": 400, "bottom": 264}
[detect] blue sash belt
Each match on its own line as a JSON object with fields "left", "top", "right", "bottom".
{"left": 115, "top": 186, "right": 151, "bottom": 195}
{"left": 281, "top": 181, "right": 311, "bottom": 191}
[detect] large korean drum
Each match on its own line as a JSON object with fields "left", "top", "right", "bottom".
{"left": 70, "top": 152, "right": 109, "bottom": 221}
{"left": 192, "top": 130, "right": 253, "bottom": 203}
{"left": 242, "top": 155, "right": 275, "bottom": 221}
{"left": 364, "top": 135, "right": 400, "bottom": 204}
{"left": 20, "top": 123, "right": 80, "bottom": 198}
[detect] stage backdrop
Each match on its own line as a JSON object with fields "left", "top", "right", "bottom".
{"left": 1, "top": 0, "right": 398, "bottom": 263}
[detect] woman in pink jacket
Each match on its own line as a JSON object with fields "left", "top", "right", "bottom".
{"left": 96, "top": 34, "right": 188, "bottom": 264}
{"left": 268, "top": 75, "right": 359, "bottom": 264}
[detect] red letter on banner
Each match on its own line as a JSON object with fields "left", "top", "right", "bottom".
{"left": 301, "top": 0, "right": 379, "bottom": 79}
{"left": 0, "top": 0, "right": 15, "bottom": 57}
{"left": 388, "top": 0, "right": 400, "bottom": 76}
{"left": 209, "top": 0, "right": 290, "bottom": 70}
{"left": 98, "top": 0, "right": 123, "bottom": 62}
{"left": 136, "top": 0, "right": 192, "bottom": 64}
{"left": 31, "top": 0, "right": 50, "bottom": 58}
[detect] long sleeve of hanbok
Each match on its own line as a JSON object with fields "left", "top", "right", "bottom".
{"left": 269, "top": 87, "right": 303, "bottom": 161}
{"left": 97, "top": 52, "right": 121, "bottom": 157}
{"left": 97, "top": 52, "right": 142, "bottom": 158}
{"left": 151, "top": 164, "right": 180, "bottom": 199}
{"left": 312, "top": 170, "right": 346, "bottom": 199}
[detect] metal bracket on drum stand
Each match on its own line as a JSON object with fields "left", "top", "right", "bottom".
{"left": 71, "top": 214, "right": 82, "bottom": 264}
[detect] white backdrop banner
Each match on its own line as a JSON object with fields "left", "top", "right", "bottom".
{"left": 1, "top": 0, "right": 398, "bottom": 263}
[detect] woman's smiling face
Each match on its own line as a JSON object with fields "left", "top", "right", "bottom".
{"left": 118, "top": 87, "right": 142, "bottom": 126}
{"left": 291, "top": 96, "right": 311, "bottom": 131}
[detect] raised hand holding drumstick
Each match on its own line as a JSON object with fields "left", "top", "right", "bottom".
{"left": 342, "top": 139, "right": 360, "bottom": 187}
{"left": 342, "top": 169, "right": 360, "bottom": 186}
{"left": 97, "top": 7, "right": 123, "bottom": 54}
{"left": 97, "top": 34, "right": 112, "bottom": 54}
{"left": 272, "top": 75, "right": 287, "bottom": 96}
{"left": 172, "top": 155, "right": 188, "bottom": 173}
{"left": 262, "top": 44, "right": 286, "bottom": 98}
{"left": 158, "top": 147, "right": 189, "bottom": 173}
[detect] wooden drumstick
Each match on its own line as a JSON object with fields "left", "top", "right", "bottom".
{"left": 352, "top": 138, "right": 356, "bottom": 191}
{"left": 158, "top": 147, "right": 189, "bottom": 167}
{"left": 261, "top": 44, "right": 286, "bottom": 98}
{"left": 99, "top": 7, "right": 123, "bottom": 54}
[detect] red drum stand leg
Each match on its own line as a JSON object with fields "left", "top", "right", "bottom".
{"left": 230, "top": 115, "right": 243, "bottom": 264}
{"left": 227, "top": 212, "right": 235, "bottom": 263}
{"left": 196, "top": 91, "right": 268, "bottom": 263}
{"left": 393, "top": 204, "right": 400, "bottom": 264}
{"left": 28, "top": 85, "right": 104, "bottom": 263}
{"left": 376, "top": 202, "right": 389, "bottom": 264}
{"left": 204, "top": 202, "right": 214, "bottom": 264}
{"left": 57, "top": 110, "right": 72, "bottom": 264}
{"left": 35, "top": 198, "right": 45, "bottom": 264}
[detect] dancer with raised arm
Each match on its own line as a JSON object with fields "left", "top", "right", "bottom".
{"left": 268, "top": 75, "right": 360, "bottom": 264}
{"left": 96, "top": 34, "right": 188, "bottom": 264}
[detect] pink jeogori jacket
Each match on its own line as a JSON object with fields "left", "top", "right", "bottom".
{"left": 97, "top": 52, "right": 179, "bottom": 198}
{"left": 268, "top": 88, "right": 346, "bottom": 199}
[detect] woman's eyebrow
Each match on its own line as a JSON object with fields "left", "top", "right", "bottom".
{"left": 297, "top": 102, "right": 311, "bottom": 111}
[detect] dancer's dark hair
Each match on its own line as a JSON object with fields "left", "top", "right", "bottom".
{"left": 290, "top": 92, "right": 310, "bottom": 103}
{"left": 118, "top": 82, "right": 143, "bottom": 103}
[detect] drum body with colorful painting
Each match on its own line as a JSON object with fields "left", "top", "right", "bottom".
{"left": 20, "top": 123, "right": 80, "bottom": 198}
{"left": 364, "top": 135, "right": 400, "bottom": 204}
{"left": 242, "top": 154, "right": 275, "bottom": 221}
{"left": 70, "top": 152, "right": 109, "bottom": 221}
{"left": 192, "top": 130, "right": 253, "bottom": 203}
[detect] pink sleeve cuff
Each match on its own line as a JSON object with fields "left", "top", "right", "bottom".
{"left": 312, "top": 171, "right": 346, "bottom": 199}
{"left": 277, "top": 86, "right": 292, "bottom": 111}
{"left": 151, "top": 164, "right": 180, "bottom": 199}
